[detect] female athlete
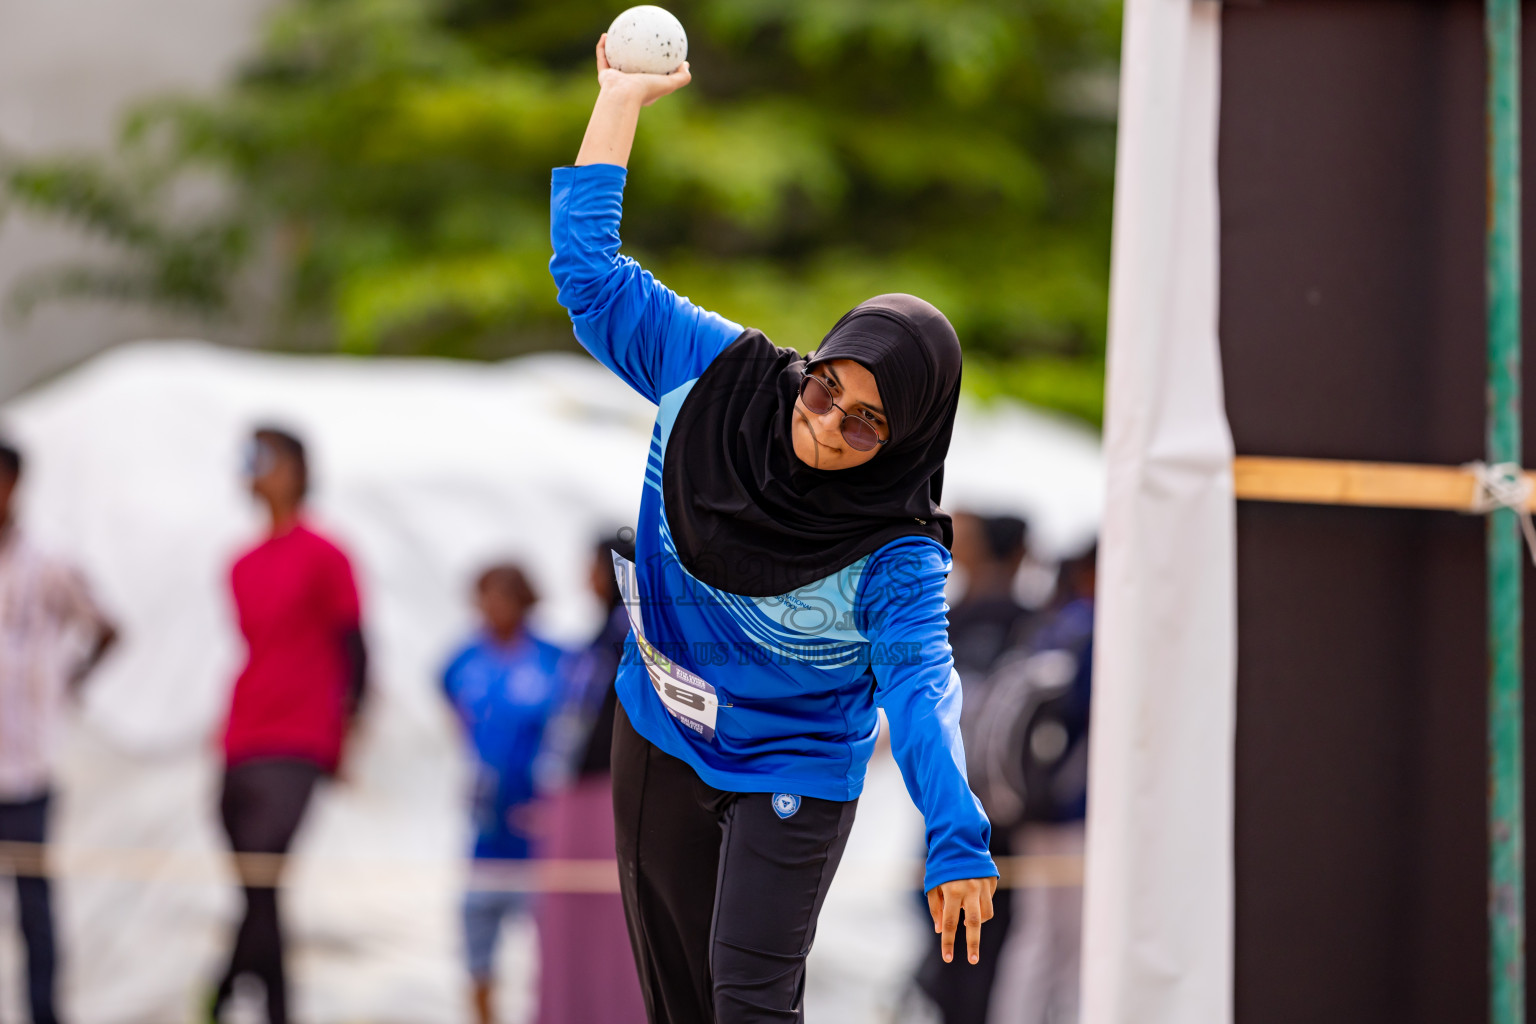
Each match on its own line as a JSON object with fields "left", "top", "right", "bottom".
{"left": 549, "top": 36, "right": 999, "bottom": 1024}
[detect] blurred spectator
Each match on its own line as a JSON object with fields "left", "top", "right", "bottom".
{"left": 533, "top": 533, "right": 646, "bottom": 1024}
{"left": 917, "top": 513, "right": 1032, "bottom": 1024}
{"left": 442, "top": 563, "right": 564, "bottom": 1024}
{"left": 977, "top": 543, "right": 1096, "bottom": 1024}
{"left": 211, "top": 427, "right": 368, "bottom": 1024}
{"left": 948, "top": 513, "right": 1034, "bottom": 682}
{"left": 0, "top": 440, "right": 118, "bottom": 1024}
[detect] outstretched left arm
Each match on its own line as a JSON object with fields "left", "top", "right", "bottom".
{"left": 860, "top": 539, "right": 999, "bottom": 964}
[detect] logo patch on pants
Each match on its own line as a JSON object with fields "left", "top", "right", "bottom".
{"left": 772, "top": 793, "right": 801, "bottom": 819}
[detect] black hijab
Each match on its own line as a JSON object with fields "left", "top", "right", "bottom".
{"left": 662, "top": 293, "right": 963, "bottom": 597}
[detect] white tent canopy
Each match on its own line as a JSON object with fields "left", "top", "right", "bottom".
{"left": 0, "top": 341, "right": 1103, "bottom": 1024}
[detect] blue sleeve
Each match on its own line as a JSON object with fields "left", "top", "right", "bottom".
{"left": 549, "top": 163, "right": 744, "bottom": 403}
{"left": 534, "top": 638, "right": 573, "bottom": 711}
{"left": 442, "top": 648, "right": 464, "bottom": 698}
{"left": 858, "top": 539, "right": 998, "bottom": 892}
{"left": 441, "top": 645, "right": 475, "bottom": 718}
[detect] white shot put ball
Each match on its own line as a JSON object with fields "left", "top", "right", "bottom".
{"left": 605, "top": 5, "right": 688, "bottom": 75}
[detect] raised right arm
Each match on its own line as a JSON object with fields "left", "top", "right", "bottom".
{"left": 550, "top": 166, "right": 741, "bottom": 403}
{"left": 550, "top": 37, "right": 740, "bottom": 403}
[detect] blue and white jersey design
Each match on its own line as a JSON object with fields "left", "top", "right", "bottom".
{"left": 550, "top": 162, "right": 995, "bottom": 891}
{"left": 650, "top": 383, "right": 871, "bottom": 670}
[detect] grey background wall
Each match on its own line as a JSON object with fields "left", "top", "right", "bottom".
{"left": 0, "top": 0, "right": 271, "bottom": 400}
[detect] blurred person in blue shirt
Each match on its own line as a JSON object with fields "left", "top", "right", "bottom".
{"left": 442, "top": 563, "right": 564, "bottom": 1024}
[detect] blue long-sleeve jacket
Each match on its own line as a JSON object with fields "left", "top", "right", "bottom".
{"left": 549, "top": 162, "right": 995, "bottom": 890}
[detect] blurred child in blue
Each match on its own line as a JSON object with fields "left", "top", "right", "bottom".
{"left": 442, "top": 563, "right": 565, "bottom": 1024}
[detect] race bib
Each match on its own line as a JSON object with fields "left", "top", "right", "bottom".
{"left": 614, "top": 552, "right": 721, "bottom": 742}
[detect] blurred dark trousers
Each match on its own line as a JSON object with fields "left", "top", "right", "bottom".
{"left": 915, "top": 830, "right": 1013, "bottom": 1024}
{"left": 214, "top": 759, "right": 322, "bottom": 1024}
{"left": 0, "top": 793, "right": 59, "bottom": 1024}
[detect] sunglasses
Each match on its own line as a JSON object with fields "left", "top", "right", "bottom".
{"left": 243, "top": 439, "right": 277, "bottom": 479}
{"left": 798, "top": 372, "right": 889, "bottom": 452}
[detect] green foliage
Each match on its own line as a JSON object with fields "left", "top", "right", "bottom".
{"left": 0, "top": 0, "right": 1120, "bottom": 423}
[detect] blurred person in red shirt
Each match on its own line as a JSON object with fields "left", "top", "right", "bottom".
{"left": 0, "top": 440, "right": 118, "bottom": 1024}
{"left": 208, "top": 427, "right": 368, "bottom": 1024}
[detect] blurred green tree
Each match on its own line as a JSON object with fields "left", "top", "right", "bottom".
{"left": 0, "top": 0, "right": 1119, "bottom": 423}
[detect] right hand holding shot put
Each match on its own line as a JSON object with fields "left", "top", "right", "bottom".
{"left": 596, "top": 32, "right": 690, "bottom": 107}
{"left": 575, "top": 33, "right": 690, "bottom": 168}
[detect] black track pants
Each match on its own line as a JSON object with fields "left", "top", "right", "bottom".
{"left": 214, "top": 758, "right": 322, "bottom": 1024}
{"left": 0, "top": 794, "right": 58, "bottom": 1024}
{"left": 612, "top": 703, "right": 858, "bottom": 1024}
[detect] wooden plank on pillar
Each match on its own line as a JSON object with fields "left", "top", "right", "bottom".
{"left": 1233, "top": 456, "right": 1536, "bottom": 512}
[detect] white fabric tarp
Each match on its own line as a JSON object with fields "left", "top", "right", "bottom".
{"left": 1082, "top": 3, "right": 1235, "bottom": 1024}
{"left": 0, "top": 341, "right": 1103, "bottom": 1024}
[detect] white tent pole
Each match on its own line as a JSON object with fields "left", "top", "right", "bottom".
{"left": 1082, "top": 2, "right": 1235, "bottom": 1023}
